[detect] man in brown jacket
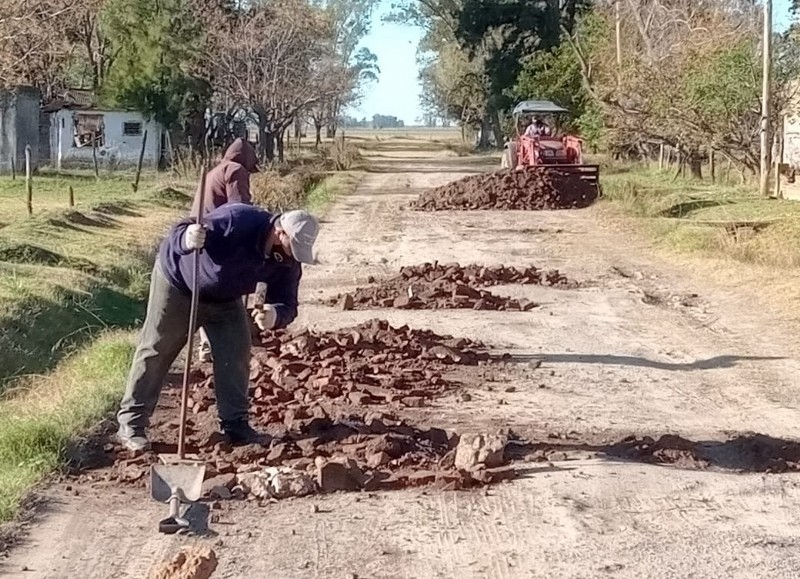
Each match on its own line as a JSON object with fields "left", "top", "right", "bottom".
{"left": 193, "top": 137, "right": 260, "bottom": 215}
{"left": 195, "top": 137, "right": 260, "bottom": 361}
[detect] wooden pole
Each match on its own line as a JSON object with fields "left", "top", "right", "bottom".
{"left": 92, "top": 135, "right": 100, "bottom": 180}
{"left": 615, "top": 0, "right": 622, "bottom": 74}
{"left": 775, "top": 126, "right": 784, "bottom": 198}
{"left": 658, "top": 143, "right": 665, "bottom": 170}
{"left": 25, "top": 144, "right": 32, "bottom": 216}
{"left": 132, "top": 129, "right": 148, "bottom": 193}
{"left": 57, "top": 116, "right": 63, "bottom": 173}
{"left": 709, "top": 148, "right": 716, "bottom": 183}
{"left": 10, "top": 157, "right": 15, "bottom": 180}
{"left": 759, "top": 0, "right": 773, "bottom": 196}
{"left": 68, "top": 185, "right": 74, "bottom": 207}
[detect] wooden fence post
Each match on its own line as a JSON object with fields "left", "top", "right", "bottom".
{"left": 658, "top": 143, "right": 665, "bottom": 170}
{"left": 92, "top": 137, "right": 99, "bottom": 180}
{"left": 25, "top": 144, "right": 32, "bottom": 216}
{"left": 132, "top": 129, "right": 148, "bottom": 193}
{"left": 68, "top": 185, "right": 75, "bottom": 208}
{"left": 709, "top": 148, "right": 715, "bottom": 183}
{"left": 10, "top": 157, "right": 15, "bottom": 180}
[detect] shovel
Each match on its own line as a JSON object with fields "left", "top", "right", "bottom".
{"left": 149, "top": 162, "right": 209, "bottom": 534}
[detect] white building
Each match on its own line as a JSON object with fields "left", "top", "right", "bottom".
{"left": 45, "top": 106, "right": 164, "bottom": 169}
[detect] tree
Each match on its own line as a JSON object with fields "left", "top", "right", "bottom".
{"left": 206, "top": 0, "right": 336, "bottom": 161}
{"left": 65, "top": 0, "right": 114, "bottom": 92}
{"left": 0, "top": 0, "right": 76, "bottom": 100}
{"left": 563, "top": 0, "right": 800, "bottom": 175}
{"left": 102, "top": 0, "right": 210, "bottom": 130}
{"left": 391, "top": 0, "right": 493, "bottom": 143}
{"left": 418, "top": 41, "right": 488, "bottom": 142}
{"left": 307, "top": 0, "right": 380, "bottom": 142}
{"left": 453, "top": 0, "right": 591, "bottom": 147}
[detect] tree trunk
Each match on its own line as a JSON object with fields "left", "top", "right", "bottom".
{"left": 478, "top": 116, "right": 491, "bottom": 149}
{"left": 326, "top": 125, "right": 336, "bottom": 139}
{"left": 689, "top": 151, "right": 702, "bottom": 179}
{"left": 277, "top": 129, "right": 285, "bottom": 163}
{"left": 315, "top": 122, "right": 323, "bottom": 147}
{"left": 489, "top": 108, "right": 505, "bottom": 151}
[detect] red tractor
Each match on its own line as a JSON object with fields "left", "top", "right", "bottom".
{"left": 501, "top": 100, "right": 600, "bottom": 194}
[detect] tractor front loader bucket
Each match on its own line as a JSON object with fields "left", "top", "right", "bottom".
{"left": 552, "top": 164, "right": 601, "bottom": 196}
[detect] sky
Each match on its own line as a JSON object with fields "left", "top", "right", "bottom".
{"left": 353, "top": 0, "right": 796, "bottom": 127}
{"left": 351, "top": 4, "right": 425, "bottom": 125}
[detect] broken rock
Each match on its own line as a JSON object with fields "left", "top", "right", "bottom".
{"left": 237, "top": 467, "right": 317, "bottom": 500}
{"left": 317, "top": 459, "right": 365, "bottom": 492}
{"left": 147, "top": 546, "right": 218, "bottom": 579}
{"left": 454, "top": 433, "right": 508, "bottom": 472}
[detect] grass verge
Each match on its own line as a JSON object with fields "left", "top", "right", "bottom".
{"left": 601, "top": 164, "right": 800, "bottom": 269}
{"left": 0, "top": 335, "right": 133, "bottom": 524}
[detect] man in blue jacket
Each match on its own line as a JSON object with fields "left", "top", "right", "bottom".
{"left": 116, "top": 203, "right": 320, "bottom": 452}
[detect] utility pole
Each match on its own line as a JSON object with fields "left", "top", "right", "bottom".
{"left": 760, "top": 0, "right": 773, "bottom": 197}
{"left": 615, "top": 0, "right": 622, "bottom": 74}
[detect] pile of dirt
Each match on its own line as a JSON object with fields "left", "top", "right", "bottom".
{"left": 96, "top": 320, "right": 511, "bottom": 494}
{"left": 411, "top": 167, "right": 598, "bottom": 211}
{"left": 331, "top": 263, "right": 572, "bottom": 311}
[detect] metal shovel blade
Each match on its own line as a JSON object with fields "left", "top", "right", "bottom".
{"left": 150, "top": 463, "right": 206, "bottom": 503}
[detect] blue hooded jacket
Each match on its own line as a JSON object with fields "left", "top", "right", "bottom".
{"left": 158, "top": 203, "right": 301, "bottom": 329}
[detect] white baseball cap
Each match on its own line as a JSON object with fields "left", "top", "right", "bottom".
{"left": 279, "top": 210, "right": 319, "bottom": 264}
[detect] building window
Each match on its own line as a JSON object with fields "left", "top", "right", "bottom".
{"left": 123, "top": 121, "right": 143, "bottom": 137}
{"left": 72, "top": 113, "right": 105, "bottom": 148}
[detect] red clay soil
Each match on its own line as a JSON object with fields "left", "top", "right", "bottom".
{"left": 93, "top": 320, "right": 510, "bottom": 493}
{"left": 412, "top": 167, "right": 598, "bottom": 211}
{"left": 329, "top": 263, "right": 575, "bottom": 312}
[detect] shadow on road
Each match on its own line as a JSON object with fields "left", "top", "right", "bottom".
{"left": 508, "top": 432, "right": 800, "bottom": 474}
{"left": 509, "top": 353, "right": 785, "bottom": 371}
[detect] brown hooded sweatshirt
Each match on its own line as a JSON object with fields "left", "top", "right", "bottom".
{"left": 192, "top": 138, "right": 259, "bottom": 217}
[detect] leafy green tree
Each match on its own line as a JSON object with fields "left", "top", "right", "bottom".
{"left": 102, "top": 0, "right": 210, "bottom": 129}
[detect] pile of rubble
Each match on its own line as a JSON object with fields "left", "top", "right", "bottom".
{"left": 412, "top": 167, "right": 598, "bottom": 211}
{"left": 101, "top": 320, "right": 515, "bottom": 496}
{"left": 331, "top": 263, "right": 573, "bottom": 311}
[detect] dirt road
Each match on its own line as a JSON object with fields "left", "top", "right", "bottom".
{"left": 4, "top": 144, "right": 800, "bottom": 578}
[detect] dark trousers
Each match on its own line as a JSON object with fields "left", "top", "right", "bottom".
{"left": 117, "top": 260, "right": 250, "bottom": 435}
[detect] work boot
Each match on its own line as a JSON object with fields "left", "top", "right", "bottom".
{"left": 116, "top": 427, "right": 151, "bottom": 453}
{"left": 221, "top": 420, "right": 269, "bottom": 446}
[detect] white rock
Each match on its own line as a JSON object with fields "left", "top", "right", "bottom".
{"left": 454, "top": 433, "right": 508, "bottom": 471}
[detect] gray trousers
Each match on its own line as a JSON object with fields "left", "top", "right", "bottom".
{"left": 117, "top": 260, "right": 251, "bottom": 435}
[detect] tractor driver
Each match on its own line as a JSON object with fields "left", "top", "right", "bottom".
{"left": 524, "top": 116, "right": 551, "bottom": 137}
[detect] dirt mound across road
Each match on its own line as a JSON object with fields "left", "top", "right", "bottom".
{"left": 94, "top": 320, "right": 512, "bottom": 494}
{"left": 330, "top": 262, "right": 575, "bottom": 311}
{"left": 412, "top": 167, "right": 598, "bottom": 211}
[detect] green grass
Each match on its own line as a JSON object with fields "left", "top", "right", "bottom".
{"left": 601, "top": 165, "right": 800, "bottom": 268}
{"left": 0, "top": 170, "right": 191, "bottom": 524}
{"left": 0, "top": 335, "right": 133, "bottom": 522}
{"left": 0, "top": 169, "right": 163, "bottom": 223}
{"left": 305, "top": 171, "right": 362, "bottom": 213}
{"left": 0, "top": 167, "right": 360, "bottom": 525}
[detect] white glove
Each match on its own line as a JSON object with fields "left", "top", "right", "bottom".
{"left": 251, "top": 304, "right": 278, "bottom": 331}
{"left": 184, "top": 224, "right": 206, "bottom": 250}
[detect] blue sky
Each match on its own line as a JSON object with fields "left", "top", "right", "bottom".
{"left": 351, "top": 4, "right": 425, "bottom": 125}
{"left": 353, "top": 0, "right": 796, "bottom": 126}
